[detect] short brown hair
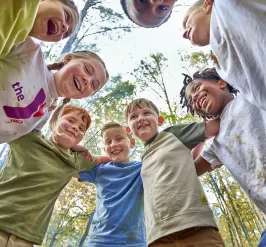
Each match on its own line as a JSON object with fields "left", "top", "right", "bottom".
{"left": 101, "top": 122, "right": 132, "bottom": 139}
{"left": 183, "top": 0, "right": 204, "bottom": 28}
{"left": 125, "top": 98, "right": 159, "bottom": 122}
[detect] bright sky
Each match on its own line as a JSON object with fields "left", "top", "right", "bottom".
{"left": 76, "top": 0, "right": 209, "bottom": 110}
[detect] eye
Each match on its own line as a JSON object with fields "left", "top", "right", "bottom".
{"left": 158, "top": 5, "right": 169, "bottom": 11}
{"left": 64, "top": 10, "right": 70, "bottom": 22}
{"left": 68, "top": 119, "right": 73, "bottom": 123}
{"left": 137, "top": 0, "right": 147, "bottom": 3}
{"left": 195, "top": 84, "right": 201, "bottom": 91}
{"left": 84, "top": 66, "right": 90, "bottom": 74}
{"left": 144, "top": 111, "right": 150, "bottom": 115}
{"left": 130, "top": 115, "right": 137, "bottom": 120}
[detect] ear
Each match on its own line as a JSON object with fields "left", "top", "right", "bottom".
{"left": 125, "top": 126, "right": 132, "bottom": 134}
{"left": 130, "top": 138, "right": 135, "bottom": 148}
{"left": 63, "top": 54, "right": 73, "bottom": 64}
{"left": 158, "top": 116, "right": 164, "bottom": 126}
{"left": 217, "top": 79, "right": 227, "bottom": 89}
{"left": 203, "top": 0, "right": 213, "bottom": 13}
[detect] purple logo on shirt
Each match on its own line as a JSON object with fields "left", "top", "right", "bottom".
{"left": 3, "top": 88, "right": 46, "bottom": 119}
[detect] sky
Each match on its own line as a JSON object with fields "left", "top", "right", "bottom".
{"left": 75, "top": 0, "right": 209, "bottom": 110}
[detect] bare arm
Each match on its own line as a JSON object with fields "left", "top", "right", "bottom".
{"left": 195, "top": 156, "right": 223, "bottom": 176}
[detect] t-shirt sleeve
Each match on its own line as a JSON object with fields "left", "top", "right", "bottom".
{"left": 201, "top": 142, "right": 223, "bottom": 168}
{"left": 78, "top": 154, "right": 98, "bottom": 172}
{"left": 165, "top": 122, "right": 206, "bottom": 150}
{"left": 78, "top": 168, "right": 97, "bottom": 184}
{"left": 0, "top": 0, "right": 39, "bottom": 59}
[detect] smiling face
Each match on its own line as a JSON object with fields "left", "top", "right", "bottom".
{"left": 185, "top": 79, "right": 234, "bottom": 117}
{"left": 126, "top": 0, "right": 175, "bottom": 27}
{"left": 54, "top": 110, "right": 88, "bottom": 148}
{"left": 182, "top": 1, "right": 212, "bottom": 46}
{"left": 54, "top": 56, "right": 107, "bottom": 99}
{"left": 127, "top": 104, "right": 164, "bottom": 143}
{"left": 29, "top": 0, "right": 78, "bottom": 42}
{"left": 103, "top": 127, "right": 135, "bottom": 164}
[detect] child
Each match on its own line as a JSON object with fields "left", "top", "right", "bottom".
{"left": 180, "top": 68, "right": 266, "bottom": 246}
{"left": 76, "top": 122, "right": 146, "bottom": 246}
{"left": 120, "top": 0, "right": 176, "bottom": 28}
{"left": 0, "top": 47, "right": 109, "bottom": 144}
{"left": 125, "top": 98, "right": 224, "bottom": 247}
{"left": 182, "top": 0, "right": 266, "bottom": 110}
{"left": 0, "top": 104, "right": 109, "bottom": 246}
{"left": 1, "top": 0, "right": 79, "bottom": 58}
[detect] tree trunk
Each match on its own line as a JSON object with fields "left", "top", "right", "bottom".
{"left": 78, "top": 211, "right": 95, "bottom": 247}
{"left": 48, "top": 232, "right": 58, "bottom": 247}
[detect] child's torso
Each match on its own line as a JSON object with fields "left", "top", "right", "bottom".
{"left": 0, "top": 37, "right": 57, "bottom": 143}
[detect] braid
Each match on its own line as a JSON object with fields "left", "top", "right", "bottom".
{"left": 180, "top": 73, "right": 195, "bottom": 116}
{"left": 180, "top": 68, "right": 238, "bottom": 116}
{"left": 47, "top": 61, "right": 64, "bottom": 71}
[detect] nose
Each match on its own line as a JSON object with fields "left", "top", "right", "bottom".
{"left": 72, "top": 125, "right": 78, "bottom": 132}
{"left": 183, "top": 30, "right": 188, "bottom": 39}
{"left": 61, "top": 22, "right": 69, "bottom": 34}
{"left": 82, "top": 76, "right": 90, "bottom": 87}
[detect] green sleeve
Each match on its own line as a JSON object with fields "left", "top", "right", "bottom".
{"left": 0, "top": 0, "right": 39, "bottom": 59}
{"left": 164, "top": 122, "right": 206, "bottom": 150}
{"left": 77, "top": 154, "right": 98, "bottom": 172}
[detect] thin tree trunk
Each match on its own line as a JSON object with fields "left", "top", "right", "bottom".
{"left": 78, "top": 211, "right": 95, "bottom": 247}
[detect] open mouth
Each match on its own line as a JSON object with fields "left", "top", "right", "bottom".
{"left": 112, "top": 150, "right": 121, "bottom": 154}
{"left": 73, "top": 78, "right": 81, "bottom": 91}
{"left": 47, "top": 19, "right": 58, "bottom": 35}
{"left": 198, "top": 95, "right": 206, "bottom": 108}
{"left": 138, "top": 124, "right": 148, "bottom": 129}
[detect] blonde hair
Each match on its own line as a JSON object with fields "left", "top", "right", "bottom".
{"left": 49, "top": 103, "right": 91, "bottom": 138}
{"left": 125, "top": 98, "right": 159, "bottom": 122}
{"left": 47, "top": 50, "right": 109, "bottom": 83}
{"left": 183, "top": 0, "right": 205, "bottom": 28}
{"left": 101, "top": 122, "right": 132, "bottom": 139}
{"left": 56, "top": 0, "right": 80, "bottom": 37}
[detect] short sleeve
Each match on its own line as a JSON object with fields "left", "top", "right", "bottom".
{"left": 165, "top": 122, "right": 205, "bottom": 150}
{"left": 0, "top": 0, "right": 39, "bottom": 59}
{"left": 201, "top": 142, "right": 223, "bottom": 168}
{"left": 78, "top": 168, "right": 97, "bottom": 184}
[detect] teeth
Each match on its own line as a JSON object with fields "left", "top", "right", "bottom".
{"left": 112, "top": 150, "right": 121, "bottom": 154}
{"left": 73, "top": 78, "right": 81, "bottom": 91}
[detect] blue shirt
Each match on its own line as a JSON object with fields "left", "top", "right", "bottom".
{"left": 79, "top": 161, "right": 146, "bottom": 247}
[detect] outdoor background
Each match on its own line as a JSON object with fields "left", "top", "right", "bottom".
{"left": 0, "top": 0, "right": 265, "bottom": 246}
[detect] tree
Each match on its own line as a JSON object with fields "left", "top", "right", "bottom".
{"left": 43, "top": 0, "right": 135, "bottom": 60}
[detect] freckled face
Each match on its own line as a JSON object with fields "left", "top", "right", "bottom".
{"left": 54, "top": 110, "right": 87, "bottom": 148}
{"left": 54, "top": 57, "right": 107, "bottom": 99}
{"left": 126, "top": 0, "right": 176, "bottom": 27}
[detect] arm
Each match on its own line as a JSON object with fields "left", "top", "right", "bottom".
{"left": 71, "top": 145, "right": 93, "bottom": 160}
{"left": 191, "top": 141, "right": 205, "bottom": 160}
{"left": 195, "top": 156, "right": 223, "bottom": 176}
{"left": 0, "top": 0, "right": 39, "bottom": 58}
{"left": 205, "top": 118, "right": 220, "bottom": 138}
{"left": 96, "top": 156, "right": 111, "bottom": 165}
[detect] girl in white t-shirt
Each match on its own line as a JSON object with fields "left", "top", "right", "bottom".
{"left": 0, "top": 41, "right": 109, "bottom": 143}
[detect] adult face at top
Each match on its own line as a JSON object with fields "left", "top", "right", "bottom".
{"left": 121, "top": 0, "right": 176, "bottom": 28}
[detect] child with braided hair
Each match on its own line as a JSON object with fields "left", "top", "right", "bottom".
{"left": 0, "top": 0, "right": 79, "bottom": 58}
{"left": 180, "top": 68, "right": 266, "bottom": 246}
{"left": 182, "top": 0, "right": 266, "bottom": 110}
{"left": 0, "top": 48, "right": 109, "bottom": 144}
{"left": 0, "top": 104, "right": 110, "bottom": 246}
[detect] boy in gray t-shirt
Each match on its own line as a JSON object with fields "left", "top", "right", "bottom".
{"left": 125, "top": 98, "right": 224, "bottom": 247}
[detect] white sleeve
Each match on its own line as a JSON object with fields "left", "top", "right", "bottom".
{"left": 201, "top": 142, "right": 223, "bottom": 168}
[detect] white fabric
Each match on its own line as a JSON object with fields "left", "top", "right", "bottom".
{"left": 210, "top": 0, "right": 266, "bottom": 110}
{"left": 201, "top": 95, "right": 266, "bottom": 214}
{"left": 0, "top": 37, "right": 58, "bottom": 143}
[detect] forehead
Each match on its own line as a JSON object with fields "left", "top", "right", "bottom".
{"left": 185, "top": 79, "right": 216, "bottom": 98}
{"left": 103, "top": 127, "right": 128, "bottom": 139}
{"left": 63, "top": 110, "right": 87, "bottom": 125}
{"left": 128, "top": 104, "right": 154, "bottom": 114}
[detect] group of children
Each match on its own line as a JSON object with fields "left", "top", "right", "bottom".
{"left": 0, "top": 0, "right": 265, "bottom": 246}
